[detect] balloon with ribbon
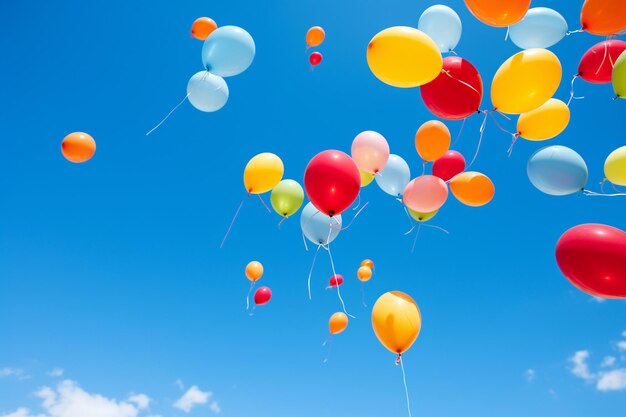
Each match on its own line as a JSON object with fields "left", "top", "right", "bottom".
{"left": 300, "top": 202, "right": 342, "bottom": 246}
{"left": 328, "top": 274, "right": 344, "bottom": 288}
{"left": 403, "top": 175, "right": 448, "bottom": 213}
{"left": 581, "top": 0, "right": 626, "bottom": 36}
{"left": 360, "top": 170, "right": 375, "bottom": 187}
{"left": 604, "top": 146, "right": 626, "bottom": 186}
{"left": 306, "top": 26, "right": 325, "bottom": 48}
{"left": 351, "top": 131, "right": 390, "bottom": 174}
{"left": 372, "top": 291, "right": 422, "bottom": 356}
{"left": 329, "top": 312, "right": 349, "bottom": 335}
{"left": 408, "top": 208, "right": 438, "bottom": 223}
{"left": 244, "top": 153, "right": 284, "bottom": 194}
{"left": 509, "top": 8, "right": 568, "bottom": 50}
{"left": 187, "top": 71, "right": 229, "bottom": 112}
{"left": 270, "top": 179, "right": 304, "bottom": 219}
{"left": 432, "top": 150, "right": 466, "bottom": 181}
{"left": 578, "top": 40, "right": 626, "bottom": 84}
{"left": 202, "top": 26, "right": 255, "bottom": 77}
{"left": 449, "top": 171, "right": 495, "bottom": 207}
{"left": 254, "top": 286, "right": 272, "bottom": 305}
{"left": 357, "top": 266, "right": 372, "bottom": 282}
{"left": 244, "top": 261, "right": 264, "bottom": 310}
{"left": 464, "top": 0, "right": 530, "bottom": 27}
{"left": 415, "top": 120, "right": 451, "bottom": 162}
{"left": 527, "top": 145, "right": 588, "bottom": 196}
{"left": 613, "top": 50, "right": 626, "bottom": 99}
{"left": 418, "top": 5, "right": 463, "bottom": 53}
{"left": 309, "top": 52, "right": 323, "bottom": 67}
{"left": 375, "top": 154, "right": 411, "bottom": 197}
{"left": 516, "top": 98, "right": 570, "bottom": 141}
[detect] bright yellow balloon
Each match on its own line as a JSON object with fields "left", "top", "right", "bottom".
{"left": 360, "top": 169, "right": 375, "bottom": 187}
{"left": 408, "top": 208, "right": 438, "bottom": 222}
{"left": 243, "top": 153, "right": 284, "bottom": 194}
{"left": 491, "top": 49, "right": 562, "bottom": 114}
{"left": 517, "top": 98, "right": 570, "bottom": 141}
{"left": 371, "top": 291, "right": 422, "bottom": 355}
{"left": 329, "top": 312, "right": 348, "bottom": 335}
{"left": 604, "top": 146, "right": 626, "bottom": 186}
{"left": 367, "top": 26, "right": 443, "bottom": 88}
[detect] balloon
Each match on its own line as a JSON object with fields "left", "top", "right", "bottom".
{"left": 270, "top": 179, "right": 304, "bottom": 217}
{"left": 306, "top": 26, "right": 325, "bottom": 47}
{"left": 191, "top": 17, "right": 217, "bottom": 40}
{"left": 556, "top": 224, "right": 626, "bottom": 298}
{"left": 371, "top": 291, "right": 422, "bottom": 355}
{"left": 304, "top": 150, "right": 361, "bottom": 217}
{"left": 464, "top": 0, "right": 530, "bottom": 27}
{"left": 449, "top": 171, "right": 495, "bottom": 207}
{"left": 367, "top": 26, "right": 443, "bottom": 88}
{"left": 361, "top": 259, "right": 374, "bottom": 269}
{"left": 245, "top": 261, "right": 263, "bottom": 282}
{"left": 254, "top": 286, "right": 272, "bottom": 305}
{"left": 517, "top": 98, "right": 570, "bottom": 141}
{"left": 329, "top": 312, "right": 349, "bottom": 335}
{"left": 415, "top": 120, "right": 451, "bottom": 162}
{"left": 613, "top": 50, "right": 626, "bottom": 98}
{"left": 421, "top": 56, "right": 483, "bottom": 120}
{"left": 202, "top": 26, "right": 255, "bottom": 77}
{"left": 329, "top": 274, "right": 344, "bottom": 288}
{"left": 300, "top": 202, "right": 342, "bottom": 245}
{"left": 432, "top": 150, "right": 466, "bottom": 181}
{"left": 357, "top": 266, "right": 372, "bottom": 282}
{"left": 509, "top": 8, "right": 568, "bottom": 50}
{"left": 187, "top": 71, "right": 229, "bottom": 112}
{"left": 408, "top": 208, "right": 438, "bottom": 222}
{"left": 418, "top": 5, "right": 462, "bottom": 53}
{"left": 243, "top": 153, "right": 284, "bottom": 194}
{"left": 491, "top": 48, "right": 562, "bottom": 114}
{"left": 579, "top": 40, "right": 626, "bottom": 84}
{"left": 375, "top": 154, "right": 411, "bottom": 197}
{"left": 309, "top": 52, "right": 323, "bottom": 66}
{"left": 604, "top": 146, "right": 626, "bottom": 186}
{"left": 360, "top": 170, "right": 375, "bottom": 187}
{"left": 61, "top": 132, "right": 96, "bottom": 163}
{"left": 581, "top": 0, "right": 626, "bottom": 36}
{"left": 403, "top": 175, "right": 448, "bottom": 213}
{"left": 351, "top": 131, "right": 390, "bottom": 174}
{"left": 527, "top": 146, "right": 588, "bottom": 196}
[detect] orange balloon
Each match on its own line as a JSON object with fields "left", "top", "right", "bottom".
{"left": 464, "top": 0, "right": 530, "bottom": 27}
{"left": 449, "top": 171, "right": 495, "bottom": 207}
{"left": 415, "top": 121, "right": 451, "bottom": 162}
{"left": 245, "top": 261, "right": 264, "bottom": 282}
{"left": 306, "top": 26, "right": 325, "bottom": 47}
{"left": 358, "top": 266, "right": 372, "bottom": 282}
{"left": 361, "top": 259, "right": 374, "bottom": 269}
{"left": 329, "top": 312, "right": 348, "bottom": 335}
{"left": 191, "top": 17, "right": 217, "bottom": 40}
{"left": 61, "top": 132, "right": 96, "bottom": 163}
{"left": 581, "top": 0, "right": 626, "bottom": 36}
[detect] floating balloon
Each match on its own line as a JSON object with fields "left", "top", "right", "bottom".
{"left": 351, "top": 131, "right": 390, "bottom": 174}
{"left": 375, "top": 154, "right": 411, "bottom": 197}
{"left": 408, "top": 208, "right": 438, "bottom": 222}
{"left": 491, "top": 48, "right": 561, "bottom": 114}
{"left": 509, "top": 8, "right": 567, "bottom": 50}
{"left": 517, "top": 98, "right": 570, "bottom": 141}
{"left": 270, "top": 179, "right": 304, "bottom": 218}
{"left": 421, "top": 56, "right": 483, "bottom": 120}
{"left": 449, "top": 171, "right": 495, "bottom": 207}
{"left": 202, "top": 26, "right": 255, "bottom": 77}
{"left": 300, "top": 202, "right": 342, "bottom": 245}
{"left": 306, "top": 26, "right": 325, "bottom": 47}
{"left": 357, "top": 266, "right": 372, "bottom": 282}
{"left": 361, "top": 259, "right": 374, "bottom": 269}
{"left": 527, "top": 146, "right": 588, "bottom": 196}
{"left": 556, "top": 224, "right": 626, "bottom": 298}
{"left": 243, "top": 153, "right": 284, "bottom": 194}
{"left": 309, "top": 52, "right": 323, "bottom": 66}
{"left": 367, "top": 26, "right": 443, "bottom": 88}
{"left": 360, "top": 170, "right": 375, "bottom": 187}
{"left": 61, "top": 132, "right": 96, "bottom": 163}
{"left": 432, "top": 150, "right": 466, "bottom": 181}
{"left": 613, "top": 50, "right": 626, "bottom": 98}
{"left": 415, "top": 120, "right": 451, "bottom": 162}
{"left": 329, "top": 274, "right": 344, "bottom": 288}
{"left": 371, "top": 291, "right": 422, "bottom": 355}
{"left": 304, "top": 150, "right": 360, "bottom": 217}
{"left": 245, "top": 261, "right": 264, "bottom": 282}
{"left": 604, "top": 146, "right": 626, "bottom": 186}
{"left": 254, "top": 286, "right": 272, "bottom": 305}
{"left": 191, "top": 17, "right": 217, "bottom": 40}
{"left": 581, "top": 0, "right": 626, "bottom": 36}
{"left": 329, "top": 312, "right": 349, "bottom": 335}
{"left": 579, "top": 40, "right": 626, "bottom": 84}
{"left": 403, "top": 175, "right": 448, "bottom": 213}
{"left": 464, "top": 0, "right": 530, "bottom": 27}
{"left": 418, "top": 5, "right": 462, "bottom": 53}
{"left": 187, "top": 71, "right": 229, "bottom": 112}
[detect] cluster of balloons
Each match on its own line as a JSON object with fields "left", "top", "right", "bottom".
{"left": 61, "top": 132, "right": 96, "bottom": 163}
{"left": 306, "top": 26, "right": 325, "bottom": 68}
{"left": 245, "top": 261, "right": 272, "bottom": 309}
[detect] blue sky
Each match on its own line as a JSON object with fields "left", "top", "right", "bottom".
{"left": 1, "top": 0, "right": 625, "bottom": 416}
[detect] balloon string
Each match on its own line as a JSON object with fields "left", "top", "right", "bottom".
{"left": 257, "top": 193, "right": 271, "bottom": 213}
{"left": 245, "top": 281, "right": 255, "bottom": 310}
{"left": 411, "top": 224, "right": 422, "bottom": 253}
{"left": 596, "top": 38, "right": 610, "bottom": 75}
{"left": 583, "top": 189, "right": 626, "bottom": 197}
{"left": 600, "top": 178, "right": 607, "bottom": 193}
{"left": 398, "top": 355, "right": 413, "bottom": 417}
{"left": 504, "top": 26, "right": 510, "bottom": 41}
{"left": 566, "top": 28, "right": 584, "bottom": 36}
{"left": 612, "top": 183, "right": 625, "bottom": 193}
{"left": 453, "top": 117, "right": 467, "bottom": 146}
{"left": 567, "top": 75, "right": 585, "bottom": 106}
{"left": 322, "top": 335, "right": 332, "bottom": 364}
{"left": 441, "top": 70, "right": 481, "bottom": 96}
{"left": 307, "top": 244, "right": 322, "bottom": 300}
{"left": 421, "top": 162, "right": 427, "bottom": 176}
{"left": 352, "top": 193, "right": 361, "bottom": 211}
{"left": 248, "top": 305, "right": 256, "bottom": 316}
{"left": 360, "top": 282, "right": 367, "bottom": 308}
{"left": 506, "top": 134, "right": 520, "bottom": 157}
{"left": 277, "top": 216, "right": 287, "bottom": 229}
{"left": 421, "top": 223, "right": 450, "bottom": 234}
{"left": 302, "top": 231, "right": 309, "bottom": 251}
{"left": 488, "top": 112, "right": 515, "bottom": 135}
{"left": 146, "top": 92, "right": 190, "bottom": 136}
{"left": 326, "top": 221, "right": 355, "bottom": 318}
{"left": 448, "top": 49, "right": 458, "bottom": 56}
{"left": 402, "top": 205, "right": 416, "bottom": 235}
{"left": 334, "top": 202, "right": 369, "bottom": 231}
{"left": 468, "top": 110, "right": 489, "bottom": 168}
{"left": 220, "top": 199, "right": 245, "bottom": 248}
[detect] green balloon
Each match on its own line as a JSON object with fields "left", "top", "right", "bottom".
{"left": 270, "top": 179, "right": 304, "bottom": 217}
{"left": 408, "top": 208, "right": 438, "bottom": 222}
{"left": 613, "top": 50, "right": 626, "bottom": 99}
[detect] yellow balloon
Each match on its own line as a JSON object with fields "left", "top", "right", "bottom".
{"left": 517, "top": 98, "right": 570, "bottom": 141}
{"left": 243, "top": 153, "right": 284, "bottom": 194}
{"left": 491, "top": 49, "right": 562, "bottom": 114}
{"left": 408, "top": 208, "right": 438, "bottom": 222}
{"left": 360, "top": 169, "right": 375, "bottom": 187}
{"left": 329, "top": 312, "right": 348, "bottom": 335}
{"left": 604, "top": 146, "right": 626, "bottom": 186}
{"left": 371, "top": 291, "right": 422, "bottom": 355}
{"left": 367, "top": 26, "right": 443, "bottom": 88}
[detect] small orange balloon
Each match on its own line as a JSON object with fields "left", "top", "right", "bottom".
{"left": 61, "top": 132, "right": 96, "bottom": 163}
{"left": 361, "top": 259, "right": 374, "bottom": 269}
{"left": 464, "top": 0, "right": 530, "bottom": 27}
{"left": 357, "top": 266, "right": 372, "bottom": 282}
{"left": 306, "top": 26, "right": 325, "bottom": 47}
{"left": 191, "top": 17, "right": 218, "bottom": 40}
{"left": 581, "top": 0, "right": 626, "bottom": 36}
{"left": 449, "top": 171, "right": 495, "bottom": 207}
{"left": 415, "top": 120, "right": 451, "bottom": 162}
{"left": 245, "top": 261, "right": 264, "bottom": 282}
{"left": 329, "top": 312, "right": 348, "bottom": 335}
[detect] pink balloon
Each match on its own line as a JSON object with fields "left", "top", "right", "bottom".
{"left": 350, "top": 131, "right": 390, "bottom": 174}
{"left": 403, "top": 175, "right": 448, "bottom": 213}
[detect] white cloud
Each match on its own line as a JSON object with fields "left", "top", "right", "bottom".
{"left": 173, "top": 386, "right": 212, "bottom": 413}
{"left": 618, "top": 341, "right": 626, "bottom": 352}
{"left": 601, "top": 356, "right": 617, "bottom": 368}
{"left": 0, "top": 368, "right": 29, "bottom": 380}
{"left": 622, "top": 331, "right": 626, "bottom": 338}
{"left": 47, "top": 369, "right": 64, "bottom": 378}
{"left": 597, "top": 369, "right": 626, "bottom": 391}
{"left": 525, "top": 369, "right": 536, "bottom": 382}
{"left": 0, "top": 408, "right": 46, "bottom": 417}
{"left": 570, "top": 350, "right": 595, "bottom": 381}
{"left": 127, "top": 394, "right": 150, "bottom": 410}
{"left": 209, "top": 401, "right": 221, "bottom": 414}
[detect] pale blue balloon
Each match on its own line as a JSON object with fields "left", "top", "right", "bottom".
{"left": 202, "top": 26, "right": 255, "bottom": 77}
{"left": 376, "top": 154, "right": 411, "bottom": 197}
{"left": 300, "top": 202, "right": 342, "bottom": 245}
{"left": 527, "top": 145, "right": 588, "bottom": 196}
{"left": 418, "top": 5, "right": 462, "bottom": 53}
{"left": 509, "top": 7, "right": 568, "bottom": 50}
{"left": 187, "top": 71, "right": 229, "bottom": 112}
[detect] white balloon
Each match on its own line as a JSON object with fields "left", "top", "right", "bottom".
{"left": 375, "top": 154, "right": 411, "bottom": 197}
{"left": 300, "top": 202, "right": 342, "bottom": 245}
{"left": 187, "top": 71, "right": 229, "bottom": 112}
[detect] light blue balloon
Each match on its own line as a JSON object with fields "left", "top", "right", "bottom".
{"left": 509, "top": 8, "right": 568, "bottom": 50}
{"left": 418, "top": 5, "right": 462, "bottom": 53}
{"left": 300, "top": 202, "right": 342, "bottom": 245}
{"left": 375, "top": 154, "right": 411, "bottom": 197}
{"left": 187, "top": 71, "right": 229, "bottom": 112}
{"left": 527, "top": 145, "right": 588, "bottom": 196}
{"left": 202, "top": 26, "right": 256, "bottom": 77}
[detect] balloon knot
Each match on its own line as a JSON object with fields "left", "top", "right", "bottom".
{"left": 395, "top": 354, "right": 402, "bottom": 365}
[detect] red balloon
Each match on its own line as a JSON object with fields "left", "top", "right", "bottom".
{"left": 309, "top": 52, "right": 323, "bottom": 66}
{"left": 254, "top": 286, "right": 272, "bottom": 305}
{"left": 420, "top": 56, "right": 483, "bottom": 120}
{"left": 304, "top": 150, "right": 361, "bottom": 217}
{"left": 328, "top": 274, "right": 344, "bottom": 287}
{"left": 578, "top": 40, "right": 626, "bottom": 84}
{"left": 432, "top": 150, "right": 466, "bottom": 182}
{"left": 556, "top": 224, "right": 626, "bottom": 299}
